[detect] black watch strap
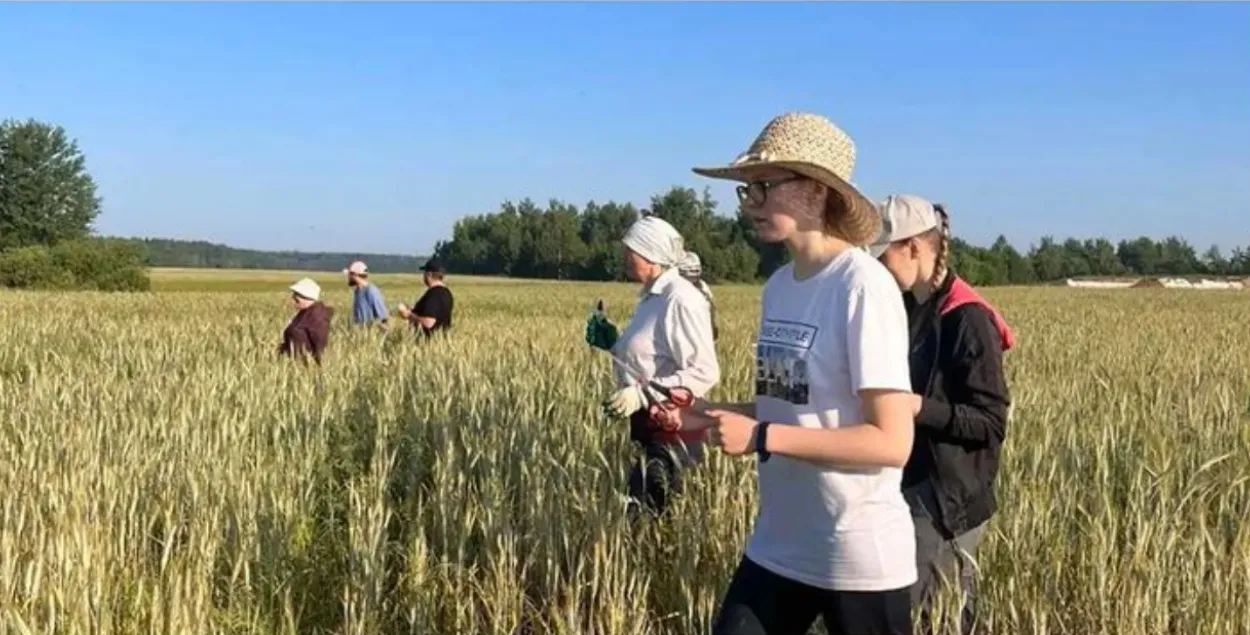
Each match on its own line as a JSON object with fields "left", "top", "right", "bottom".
{"left": 755, "top": 421, "right": 772, "bottom": 462}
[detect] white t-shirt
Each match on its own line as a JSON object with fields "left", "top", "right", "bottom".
{"left": 744, "top": 248, "right": 917, "bottom": 592}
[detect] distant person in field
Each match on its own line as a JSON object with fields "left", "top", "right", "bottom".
{"left": 586, "top": 215, "right": 720, "bottom": 517}
{"left": 678, "top": 251, "right": 719, "bottom": 341}
{"left": 398, "top": 257, "right": 454, "bottom": 337}
{"left": 279, "top": 277, "right": 332, "bottom": 365}
{"left": 685, "top": 112, "right": 917, "bottom": 635}
{"left": 868, "top": 195, "right": 1015, "bottom": 635}
{"left": 343, "top": 260, "right": 389, "bottom": 329}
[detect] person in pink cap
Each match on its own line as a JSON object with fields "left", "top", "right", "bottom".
{"left": 342, "top": 260, "right": 389, "bottom": 329}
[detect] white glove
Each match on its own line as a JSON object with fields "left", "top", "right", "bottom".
{"left": 603, "top": 385, "right": 646, "bottom": 419}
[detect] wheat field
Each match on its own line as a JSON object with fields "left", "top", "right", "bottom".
{"left": 1, "top": 269, "right": 1248, "bottom": 635}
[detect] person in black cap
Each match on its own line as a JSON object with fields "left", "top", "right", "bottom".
{"left": 398, "top": 257, "right": 454, "bottom": 337}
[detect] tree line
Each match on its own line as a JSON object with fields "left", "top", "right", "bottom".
{"left": 127, "top": 238, "right": 428, "bottom": 273}
{"left": 5, "top": 116, "right": 1248, "bottom": 291}
{"left": 0, "top": 118, "right": 428, "bottom": 290}
{"left": 434, "top": 187, "right": 1250, "bottom": 285}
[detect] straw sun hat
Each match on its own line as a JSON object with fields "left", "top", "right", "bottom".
{"left": 691, "top": 112, "right": 880, "bottom": 246}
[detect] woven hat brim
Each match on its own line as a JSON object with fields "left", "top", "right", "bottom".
{"left": 691, "top": 160, "right": 880, "bottom": 246}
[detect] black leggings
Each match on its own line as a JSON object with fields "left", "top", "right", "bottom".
{"left": 626, "top": 412, "right": 704, "bottom": 515}
{"left": 712, "top": 557, "right": 912, "bottom": 635}
{"left": 626, "top": 438, "right": 705, "bottom": 515}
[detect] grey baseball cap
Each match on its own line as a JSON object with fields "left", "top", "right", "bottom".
{"left": 867, "top": 194, "right": 942, "bottom": 258}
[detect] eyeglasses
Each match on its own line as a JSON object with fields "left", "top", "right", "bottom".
{"left": 736, "top": 175, "right": 804, "bottom": 207}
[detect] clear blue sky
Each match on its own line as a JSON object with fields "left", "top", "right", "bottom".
{"left": 2, "top": 2, "right": 1247, "bottom": 256}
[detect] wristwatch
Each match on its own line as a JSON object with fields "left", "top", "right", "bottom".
{"left": 755, "top": 421, "right": 772, "bottom": 463}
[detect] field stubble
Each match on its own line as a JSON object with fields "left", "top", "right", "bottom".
{"left": 1, "top": 273, "right": 1248, "bottom": 635}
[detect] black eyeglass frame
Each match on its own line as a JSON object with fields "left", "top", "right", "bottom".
{"left": 735, "top": 174, "right": 805, "bottom": 207}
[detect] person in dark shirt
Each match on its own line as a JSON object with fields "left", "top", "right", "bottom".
{"left": 279, "top": 277, "right": 333, "bottom": 365}
{"left": 869, "top": 195, "right": 1015, "bottom": 635}
{"left": 399, "top": 257, "right": 454, "bottom": 336}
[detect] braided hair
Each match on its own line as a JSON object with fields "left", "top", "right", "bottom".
{"left": 929, "top": 203, "right": 951, "bottom": 288}
{"left": 702, "top": 283, "right": 720, "bottom": 342}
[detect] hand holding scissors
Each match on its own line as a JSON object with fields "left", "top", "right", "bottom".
{"left": 642, "top": 383, "right": 695, "bottom": 432}
{"left": 600, "top": 350, "right": 698, "bottom": 431}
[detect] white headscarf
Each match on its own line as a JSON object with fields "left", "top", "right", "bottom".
{"left": 622, "top": 216, "right": 685, "bottom": 267}
{"left": 678, "top": 251, "right": 702, "bottom": 277}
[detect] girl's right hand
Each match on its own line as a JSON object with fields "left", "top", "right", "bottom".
{"left": 662, "top": 399, "right": 718, "bottom": 431}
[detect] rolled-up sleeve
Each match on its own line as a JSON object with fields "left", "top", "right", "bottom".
{"left": 652, "top": 294, "right": 720, "bottom": 397}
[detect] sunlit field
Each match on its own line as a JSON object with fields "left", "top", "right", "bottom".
{"left": 2, "top": 268, "right": 1248, "bottom": 635}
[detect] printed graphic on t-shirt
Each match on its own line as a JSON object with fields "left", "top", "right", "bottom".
{"left": 755, "top": 319, "right": 816, "bottom": 405}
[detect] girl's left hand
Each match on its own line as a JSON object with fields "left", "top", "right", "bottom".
{"left": 704, "top": 410, "right": 759, "bottom": 456}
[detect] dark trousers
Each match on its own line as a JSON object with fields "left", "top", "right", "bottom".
{"left": 712, "top": 557, "right": 912, "bottom": 635}
{"left": 626, "top": 412, "right": 703, "bottom": 516}
{"left": 906, "top": 483, "right": 987, "bottom": 635}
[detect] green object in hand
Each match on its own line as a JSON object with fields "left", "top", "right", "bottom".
{"left": 585, "top": 300, "right": 619, "bottom": 351}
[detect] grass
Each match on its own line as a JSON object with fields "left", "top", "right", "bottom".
{"left": 1, "top": 269, "right": 1248, "bottom": 634}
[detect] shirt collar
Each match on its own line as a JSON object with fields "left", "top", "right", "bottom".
{"left": 640, "top": 267, "right": 681, "bottom": 299}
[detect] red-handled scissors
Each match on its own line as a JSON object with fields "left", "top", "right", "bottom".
{"left": 601, "top": 350, "right": 697, "bottom": 431}
{"left": 644, "top": 383, "right": 695, "bottom": 432}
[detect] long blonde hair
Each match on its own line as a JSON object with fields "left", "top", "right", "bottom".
{"left": 820, "top": 185, "right": 879, "bottom": 246}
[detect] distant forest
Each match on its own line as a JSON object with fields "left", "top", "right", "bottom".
{"left": 432, "top": 186, "right": 1250, "bottom": 286}
{"left": 122, "top": 238, "right": 427, "bottom": 273}
{"left": 119, "top": 187, "right": 1250, "bottom": 286}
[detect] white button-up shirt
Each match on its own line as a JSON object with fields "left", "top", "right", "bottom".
{"left": 611, "top": 268, "right": 720, "bottom": 398}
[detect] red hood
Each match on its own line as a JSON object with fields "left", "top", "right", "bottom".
{"left": 940, "top": 277, "right": 1016, "bottom": 352}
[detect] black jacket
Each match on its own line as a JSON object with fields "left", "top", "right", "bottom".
{"left": 903, "top": 271, "right": 1014, "bottom": 538}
